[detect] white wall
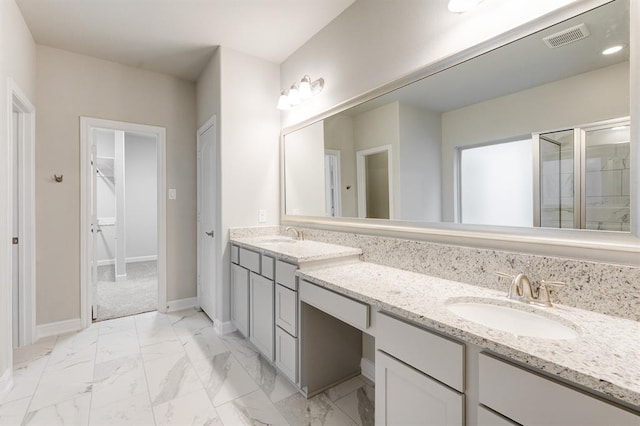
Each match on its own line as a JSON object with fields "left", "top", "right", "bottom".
{"left": 440, "top": 62, "right": 629, "bottom": 221}
{"left": 284, "top": 121, "right": 325, "bottom": 216}
{"left": 36, "top": 45, "right": 197, "bottom": 324}
{"left": 398, "top": 103, "right": 441, "bottom": 222}
{"left": 280, "top": 0, "right": 580, "bottom": 128}
{"left": 353, "top": 102, "right": 400, "bottom": 217}
{"left": 125, "top": 133, "right": 158, "bottom": 260}
{"left": 196, "top": 47, "right": 280, "bottom": 324}
{"left": 324, "top": 114, "right": 357, "bottom": 217}
{"left": 0, "top": 0, "right": 36, "bottom": 388}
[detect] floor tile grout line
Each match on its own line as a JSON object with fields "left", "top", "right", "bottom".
{"left": 20, "top": 335, "right": 60, "bottom": 418}
{"left": 135, "top": 311, "right": 160, "bottom": 426}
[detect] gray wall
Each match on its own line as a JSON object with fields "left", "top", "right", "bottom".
{"left": 36, "top": 45, "right": 197, "bottom": 324}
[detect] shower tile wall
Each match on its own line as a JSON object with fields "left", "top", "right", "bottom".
{"left": 585, "top": 142, "right": 630, "bottom": 231}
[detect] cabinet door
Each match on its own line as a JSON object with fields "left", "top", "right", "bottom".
{"left": 230, "top": 264, "right": 249, "bottom": 336}
{"left": 250, "top": 272, "right": 275, "bottom": 361}
{"left": 275, "top": 284, "right": 297, "bottom": 337}
{"left": 275, "top": 327, "right": 298, "bottom": 383}
{"left": 376, "top": 351, "right": 464, "bottom": 426}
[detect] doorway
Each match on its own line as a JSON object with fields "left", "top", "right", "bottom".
{"left": 80, "top": 118, "right": 167, "bottom": 326}
{"left": 356, "top": 145, "right": 393, "bottom": 219}
{"left": 6, "top": 80, "right": 36, "bottom": 351}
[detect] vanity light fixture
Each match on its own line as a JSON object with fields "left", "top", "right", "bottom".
{"left": 277, "top": 90, "right": 291, "bottom": 110}
{"left": 277, "top": 75, "right": 325, "bottom": 110}
{"left": 602, "top": 44, "right": 624, "bottom": 55}
{"left": 448, "top": 0, "right": 484, "bottom": 13}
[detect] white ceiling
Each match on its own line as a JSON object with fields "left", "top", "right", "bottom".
{"left": 16, "top": 0, "right": 356, "bottom": 81}
{"left": 347, "top": 0, "right": 629, "bottom": 115}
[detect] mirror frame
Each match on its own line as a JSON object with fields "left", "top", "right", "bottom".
{"left": 280, "top": 0, "right": 639, "bottom": 266}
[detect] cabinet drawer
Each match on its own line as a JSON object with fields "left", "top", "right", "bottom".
{"left": 276, "top": 284, "right": 297, "bottom": 337}
{"left": 299, "top": 280, "right": 369, "bottom": 331}
{"left": 276, "top": 260, "right": 298, "bottom": 290}
{"left": 376, "top": 350, "right": 464, "bottom": 426}
{"left": 477, "top": 406, "right": 518, "bottom": 426}
{"left": 262, "top": 255, "right": 275, "bottom": 280}
{"left": 479, "top": 353, "right": 639, "bottom": 425}
{"left": 377, "top": 313, "right": 464, "bottom": 392}
{"left": 231, "top": 245, "right": 239, "bottom": 264}
{"left": 239, "top": 247, "right": 261, "bottom": 273}
{"left": 275, "top": 327, "right": 298, "bottom": 383}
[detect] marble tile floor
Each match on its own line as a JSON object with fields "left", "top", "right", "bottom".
{"left": 0, "top": 309, "right": 374, "bottom": 425}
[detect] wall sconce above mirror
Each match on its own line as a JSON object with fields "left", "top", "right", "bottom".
{"left": 282, "top": 0, "right": 635, "bottom": 238}
{"left": 278, "top": 75, "right": 325, "bottom": 110}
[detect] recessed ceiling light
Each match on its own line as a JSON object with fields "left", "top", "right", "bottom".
{"left": 448, "top": 0, "right": 484, "bottom": 13}
{"left": 602, "top": 45, "right": 624, "bottom": 55}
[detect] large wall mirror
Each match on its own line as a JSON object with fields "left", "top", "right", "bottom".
{"left": 283, "top": 0, "right": 634, "bottom": 236}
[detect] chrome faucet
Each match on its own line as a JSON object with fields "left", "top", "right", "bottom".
{"left": 496, "top": 272, "right": 565, "bottom": 307}
{"left": 285, "top": 226, "right": 304, "bottom": 240}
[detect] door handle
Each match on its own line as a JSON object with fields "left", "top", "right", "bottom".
{"left": 205, "top": 231, "right": 214, "bottom": 238}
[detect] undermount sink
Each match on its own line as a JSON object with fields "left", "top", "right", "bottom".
{"left": 447, "top": 300, "right": 579, "bottom": 340}
{"left": 261, "top": 237, "right": 297, "bottom": 244}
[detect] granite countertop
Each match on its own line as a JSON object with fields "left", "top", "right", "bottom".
{"left": 231, "top": 235, "right": 362, "bottom": 266}
{"left": 296, "top": 261, "right": 640, "bottom": 409}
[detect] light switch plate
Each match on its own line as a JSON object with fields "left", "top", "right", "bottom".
{"left": 258, "top": 209, "right": 266, "bottom": 223}
{"left": 169, "top": 189, "right": 176, "bottom": 200}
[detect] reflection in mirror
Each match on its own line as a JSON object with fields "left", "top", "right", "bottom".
{"left": 283, "top": 0, "right": 631, "bottom": 232}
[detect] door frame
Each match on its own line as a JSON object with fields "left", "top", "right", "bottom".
{"left": 4, "top": 78, "right": 36, "bottom": 351}
{"left": 356, "top": 145, "right": 393, "bottom": 219}
{"left": 80, "top": 117, "right": 167, "bottom": 327}
{"left": 324, "top": 149, "right": 342, "bottom": 217}
{"left": 196, "top": 116, "right": 219, "bottom": 318}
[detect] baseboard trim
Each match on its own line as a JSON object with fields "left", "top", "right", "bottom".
{"left": 97, "top": 255, "right": 158, "bottom": 267}
{"left": 0, "top": 368, "right": 12, "bottom": 399}
{"left": 36, "top": 318, "right": 83, "bottom": 340}
{"left": 361, "top": 357, "right": 375, "bottom": 383}
{"left": 165, "top": 297, "right": 198, "bottom": 312}
{"left": 214, "top": 320, "right": 236, "bottom": 335}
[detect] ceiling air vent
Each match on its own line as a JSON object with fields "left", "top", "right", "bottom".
{"left": 543, "top": 23, "right": 590, "bottom": 48}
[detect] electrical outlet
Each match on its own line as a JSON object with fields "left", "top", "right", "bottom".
{"left": 168, "top": 189, "right": 176, "bottom": 200}
{"left": 258, "top": 209, "right": 266, "bottom": 223}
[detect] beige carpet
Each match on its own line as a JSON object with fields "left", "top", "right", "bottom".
{"left": 95, "top": 261, "right": 158, "bottom": 321}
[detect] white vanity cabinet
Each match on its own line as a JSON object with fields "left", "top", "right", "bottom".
{"left": 479, "top": 353, "right": 640, "bottom": 426}
{"left": 375, "top": 313, "right": 465, "bottom": 426}
{"left": 250, "top": 272, "right": 275, "bottom": 360}
{"left": 230, "top": 263, "right": 249, "bottom": 336}
{"left": 274, "top": 260, "right": 300, "bottom": 383}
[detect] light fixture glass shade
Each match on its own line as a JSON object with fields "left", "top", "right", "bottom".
{"left": 448, "top": 0, "right": 483, "bottom": 13}
{"left": 299, "top": 75, "right": 313, "bottom": 100}
{"left": 602, "top": 45, "right": 624, "bottom": 55}
{"left": 277, "top": 91, "right": 291, "bottom": 110}
{"left": 288, "top": 84, "right": 301, "bottom": 105}
{"left": 311, "top": 78, "right": 325, "bottom": 95}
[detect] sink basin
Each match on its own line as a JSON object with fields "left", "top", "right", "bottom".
{"left": 447, "top": 301, "right": 579, "bottom": 340}
{"left": 261, "top": 237, "right": 297, "bottom": 244}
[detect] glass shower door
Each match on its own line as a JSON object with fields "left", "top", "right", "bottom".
{"left": 535, "top": 129, "right": 575, "bottom": 228}
{"left": 583, "top": 123, "right": 630, "bottom": 231}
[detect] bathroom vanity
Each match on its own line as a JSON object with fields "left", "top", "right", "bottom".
{"left": 229, "top": 232, "right": 640, "bottom": 425}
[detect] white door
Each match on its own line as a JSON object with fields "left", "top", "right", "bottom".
{"left": 197, "top": 120, "right": 217, "bottom": 319}
{"left": 12, "top": 111, "right": 20, "bottom": 348}
{"left": 90, "top": 138, "right": 99, "bottom": 319}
